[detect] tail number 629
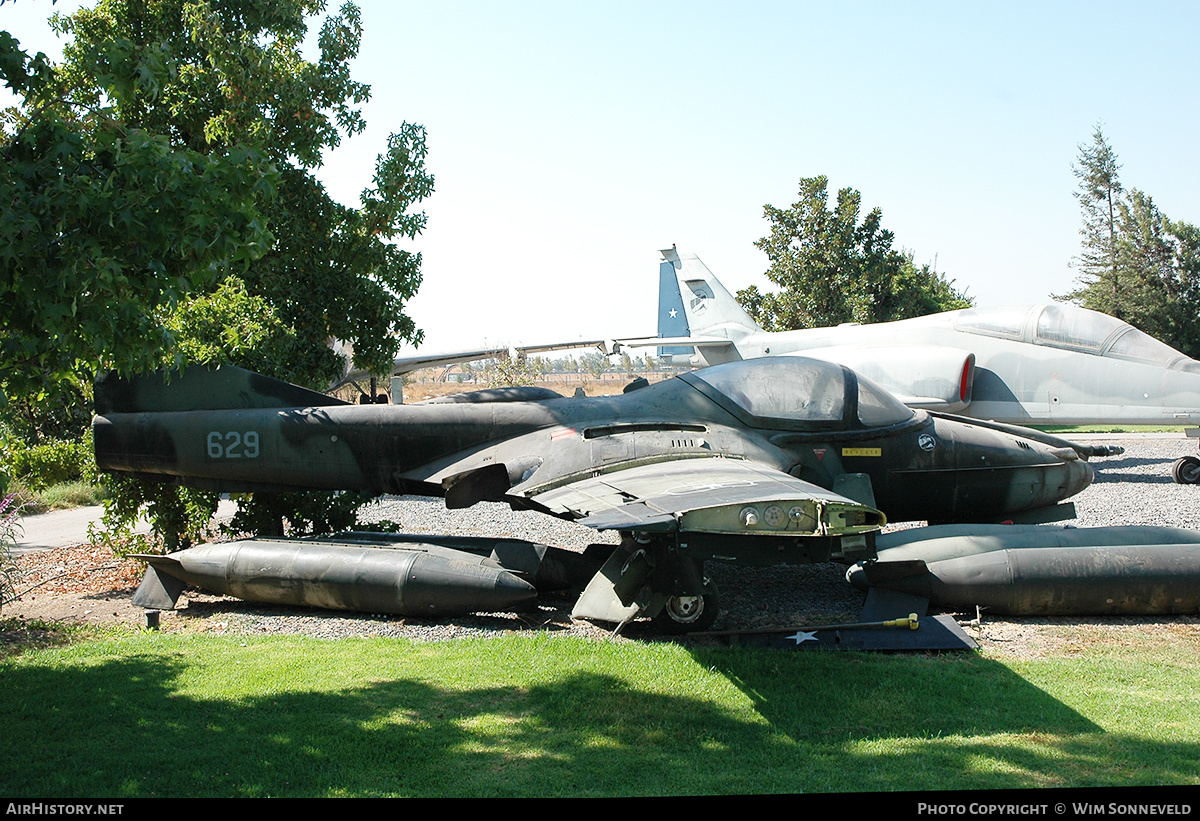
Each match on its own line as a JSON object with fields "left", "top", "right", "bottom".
{"left": 207, "top": 431, "right": 260, "bottom": 459}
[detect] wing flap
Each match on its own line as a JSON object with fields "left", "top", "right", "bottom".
{"left": 524, "top": 458, "right": 884, "bottom": 535}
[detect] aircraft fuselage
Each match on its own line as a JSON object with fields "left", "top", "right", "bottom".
{"left": 94, "top": 364, "right": 1092, "bottom": 527}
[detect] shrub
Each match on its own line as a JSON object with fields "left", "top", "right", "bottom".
{"left": 0, "top": 493, "right": 19, "bottom": 612}
{"left": 2, "top": 430, "right": 97, "bottom": 492}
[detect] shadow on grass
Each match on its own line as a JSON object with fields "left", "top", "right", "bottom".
{"left": 2, "top": 642, "right": 1196, "bottom": 797}
{"left": 689, "top": 646, "right": 1198, "bottom": 791}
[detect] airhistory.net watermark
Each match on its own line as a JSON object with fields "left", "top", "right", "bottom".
{"left": 5, "top": 805, "right": 124, "bottom": 816}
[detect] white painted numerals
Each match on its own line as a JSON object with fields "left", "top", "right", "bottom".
{"left": 207, "top": 431, "right": 260, "bottom": 459}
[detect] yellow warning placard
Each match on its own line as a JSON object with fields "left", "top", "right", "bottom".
{"left": 841, "top": 447, "right": 882, "bottom": 457}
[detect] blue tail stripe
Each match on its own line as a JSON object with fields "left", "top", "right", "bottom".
{"left": 657, "top": 259, "right": 693, "bottom": 356}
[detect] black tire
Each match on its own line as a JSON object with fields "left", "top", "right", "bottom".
{"left": 1172, "top": 456, "right": 1200, "bottom": 484}
{"left": 653, "top": 578, "right": 719, "bottom": 634}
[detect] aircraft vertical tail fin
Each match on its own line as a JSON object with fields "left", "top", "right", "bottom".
{"left": 94, "top": 364, "right": 349, "bottom": 415}
{"left": 661, "top": 247, "right": 763, "bottom": 342}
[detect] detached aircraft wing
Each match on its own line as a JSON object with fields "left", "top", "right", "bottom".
{"left": 338, "top": 335, "right": 729, "bottom": 388}
{"left": 382, "top": 335, "right": 730, "bottom": 376}
{"left": 335, "top": 339, "right": 619, "bottom": 387}
{"left": 388, "top": 339, "right": 617, "bottom": 374}
{"left": 518, "top": 457, "right": 884, "bottom": 538}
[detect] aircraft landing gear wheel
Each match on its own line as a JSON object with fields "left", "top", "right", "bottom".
{"left": 1172, "top": 456, "right": 1200, "bottom": 484}
{"left": 654, "top": 578, "right": 719, "bottom": 635}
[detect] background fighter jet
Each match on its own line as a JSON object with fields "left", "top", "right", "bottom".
{"left": 643, "top": 248, "right": 1200, "bottom": 429}
{"left": 363, "top": 248, "right": 1200, "bottom": 436}
{"left": 95, "top": 357, "right": 1092, "bottom": 631}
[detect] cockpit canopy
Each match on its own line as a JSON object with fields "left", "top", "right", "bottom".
{"left": 953, "top": 303, "right": 1200, "bottom": 373}
{"left": 679, "top": 357, "right": 916, "bottom": 432}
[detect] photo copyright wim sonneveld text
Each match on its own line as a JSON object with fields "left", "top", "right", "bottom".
{"left": 917, "top": 804, "right": 1192, "bottom": 817}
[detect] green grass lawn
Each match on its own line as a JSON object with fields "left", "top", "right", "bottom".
{"left": 2, "top": 628, "right": 1197, "bottom": 797}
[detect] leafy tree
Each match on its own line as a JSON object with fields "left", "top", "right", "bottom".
{"left": 484, "top": 353, "right": 536, "bottom": 387}
{"left": 0, "top": 25, "right": 274, "bottom": 416}
{"left": 51, "top": 0, "right": 434, "bottom": 385}
{"left": 1059, "top": 124, "right": 1125, "bottom": 317}
{"left": 1058, "top": 128, "right": 1200, "bottom": 359}
{"left": 1, "top": 10, "right": 275, "bottom": 491}
{"left": 736, "top": 176, "right": 972, "bottom": 331}
{"left": 164, "top": 277, "right": 307, "bottom": 380}
{"left": 1, "top": 375, "right": 94, "bottom": 445}
{"left": 1106, "top": 194, "right": 1200, "bottom": 358}
{"left": 580, "top": 351, "right": 609, "bottom": 378}
{"left": 9, "top": 0, "right": 435, "bottom": 544}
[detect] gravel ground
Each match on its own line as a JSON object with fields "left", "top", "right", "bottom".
{"left": 1071, "top": 436, "right": 1200, "bottom": 528}
{"left": 5, "top": 434, "right": 1200, "bottom": 655}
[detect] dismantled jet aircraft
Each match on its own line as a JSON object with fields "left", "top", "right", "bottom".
{"left": 95, "top": 356, "right": 1094, "bottom": 632}
{"left": 642, "top": 248, "right": 1200, "bottom": 429}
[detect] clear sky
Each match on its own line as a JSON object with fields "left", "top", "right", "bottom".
{"left": 5, "top": 0, "right": 1199, "bottom": 354}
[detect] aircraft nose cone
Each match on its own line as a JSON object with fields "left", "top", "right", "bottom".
{"left": 927, "top": 419, "right": 1096, "bottom": 518}
{"left": 1043, "top": 445, "right": 1095, "bottom": 495}
{"left": 1065, "top": 456, "right": 1095, "bottom": 497}
{"left": 1021, "top": 443, "right": 1094, "bottom": 511}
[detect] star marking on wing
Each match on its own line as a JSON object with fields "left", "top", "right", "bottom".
{"left": 669, "top": 309, "right": 678, "bottom": 318}
{"left": 787, "top": 630, "right": 818, "bottom": 644}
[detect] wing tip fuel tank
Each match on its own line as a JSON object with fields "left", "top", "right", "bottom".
{"left": 848, "top": 525, "right": 1200, "bottom": 616}
{"left": 133, "top": 538, "right": 539, "bottom": 617}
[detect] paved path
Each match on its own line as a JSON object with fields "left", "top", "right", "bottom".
{"left": 12, "top": 500, "right": 239, "bottom": 555}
